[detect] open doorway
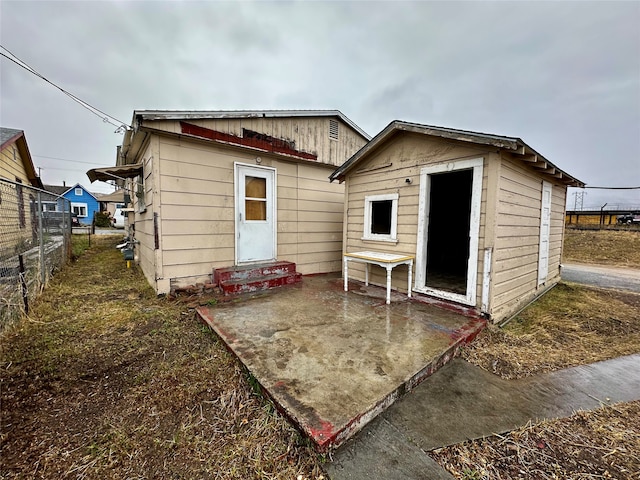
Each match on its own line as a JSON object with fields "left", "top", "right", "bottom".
{"left": 425, "top": 169, "right": 473, "bottom": 294}
{"left": 415, "top": 157, "right": 483, "bottom": 306}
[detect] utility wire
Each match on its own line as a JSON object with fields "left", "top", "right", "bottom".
{"left": 578, "top": 186, "right": 640, "bottom": 190}
{"left": 0, "top": 45, "right": 131, "bottom": 132}
{"left": 33, "top": 154, "right": 106, "bottom": 166}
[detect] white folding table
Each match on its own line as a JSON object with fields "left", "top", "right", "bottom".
{"left": 343, "top": 251, "right": 414, "bottom": 304}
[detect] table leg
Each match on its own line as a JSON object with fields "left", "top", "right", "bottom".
{"left": 386, "top": 266, "right": 392, "bottom": 304}
{"left": 344, "top": 257, "right": 348, "bottom": 292}
{"left": 365, "top": 263, "right": 369, "bottom": 286}
{"left": 408, "top": 260, "right": 413, "bottom": 298}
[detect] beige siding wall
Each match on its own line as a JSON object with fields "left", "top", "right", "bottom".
{"left": 490, "top": 154, "right": 567, "bottom": 321}
{"left": 129, "top": 137, "right": 159, "bottom": 291}
{"left": 153, "top": 136, "right": 344, "bottom": 294}
{"left": 143, "top": 116, "right": 366, "bottom": 167}
{"left": 344, "top": 132, "right": 493, "bottom": 301}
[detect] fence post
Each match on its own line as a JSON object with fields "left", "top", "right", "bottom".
{"left": 19, "top": 254, "right": 29, "bottom": 314}
{"left": 37, "top": 192, "right": 45, "bottom": 287}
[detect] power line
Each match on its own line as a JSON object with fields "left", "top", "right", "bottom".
{"left": 0, "top": 45, "right": 131, "bottom": 132}
{"left": 582, "top": 186, "right": 640, "bottom": 190}
{"left": 33, "top": 154, "right": 105, "bottom": 166}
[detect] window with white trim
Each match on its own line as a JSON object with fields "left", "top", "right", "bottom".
{"left": 362, "top": 193, "right": 399, "bottom": 242}
{"left": 75, "top": 187, "right": 83, "bottom": 196}
{"left": 71, "top": 202, "right": 88, "bottom": 217}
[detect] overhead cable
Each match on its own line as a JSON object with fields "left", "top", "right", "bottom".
{"left": 0, "top": 45, "right": 131, "bottom": 132}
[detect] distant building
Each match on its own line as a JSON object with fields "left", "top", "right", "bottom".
{"left": 43, "top": 183, "right": 100, "bottom": 225}
{"left": 1, "top": 127, "right": 42, "bottom": 188}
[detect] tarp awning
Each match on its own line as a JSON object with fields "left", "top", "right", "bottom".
{"left": 87, "top": 164, "right": 143, "bottom": 183}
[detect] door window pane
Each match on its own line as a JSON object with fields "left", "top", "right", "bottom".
{"left": 245, "top": 200, "right": 266, "bottom": 220}
{"left": 245, "top": 176, "right": 266, "bottom": 199}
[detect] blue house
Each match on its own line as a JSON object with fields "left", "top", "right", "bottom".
{"left": 60, "top": 183, "right": 99, "bottom": 225}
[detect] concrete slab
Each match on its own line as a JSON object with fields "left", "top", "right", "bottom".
{"left": 196, "top": 274, "right": 484, "bottom": 451}
{"left": 327, "top": 354, "right": 640, "bottom": 480}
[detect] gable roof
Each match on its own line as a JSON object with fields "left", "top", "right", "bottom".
{"left": 0, "top": 127, "right": 43, "bottom": 188}
{"left": 43, "top": 184, "right": 69, "bottom": 196}
{"left": 330, "top": 120, "right": 585, "bottom": 187}
{"left": 45, "top": 183, "right": 99, "bottom": 201}
{"left": 133, "top": 109, "right": 371, "bottom": 141}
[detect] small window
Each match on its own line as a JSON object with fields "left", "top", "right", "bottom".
{"left": 329, "top": 119, "right": 339, "bottom": 141}
{"left": 75, "top": 187, "right": 83, "bottom": 196}
{"left": 71, "top": 202, "right": 88, "bottom": 217}
{"left": 245, "top": 176, "right": 267, "bottom": 221}
{"left": 363, "top": 193, "right": 399, "bottom": 242}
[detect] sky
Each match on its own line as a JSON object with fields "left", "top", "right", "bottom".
{"left": 1, "top": 0, "right": 638, "bottom": 208}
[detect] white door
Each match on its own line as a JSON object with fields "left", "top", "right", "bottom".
{"left": 235, "top": 163, "right": 277, "bottom": 264}
{"left": 415, "top": 158, "right": 484, "bottom": 306}
{"left": 537, "top": 181, "right": 552, "bottom": 286}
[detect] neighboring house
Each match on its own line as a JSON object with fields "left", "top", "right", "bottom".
{"left": 88, "top": 110, "right": 370, "bottom": 294}
{"left": 44, "top": 183, "right": 99, "bottom": 225}
{"left": 1, "top": 127, "right": 43, "bottom": 249}
{"left": 330, "top": 121, "right": 584, "bottom": 323}
{"left": 96, "top": 189, "right": 126, "bottom": 217}
{"left": 0, "top": 128, "right": 42, "bottom": 188}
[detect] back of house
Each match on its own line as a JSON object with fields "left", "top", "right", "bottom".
{"left": 89, "top": 110, "right": 369, "bottom": 294}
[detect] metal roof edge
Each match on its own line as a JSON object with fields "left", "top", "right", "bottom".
{"left": 132, "top": 109, "right": 371, "bottom": 140}
{"left": 331, "top": 120, "right": 584, "bottom": 187}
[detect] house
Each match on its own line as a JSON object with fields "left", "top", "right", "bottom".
{"left": 87, "top": 110, "right": 370, "bottom": 294}
{"left": 330, "top": 121, "right": 584, "bottom": 323}
{"left": 96, "top": 189, "right": 126, "bottom": 217}
{"left": 1, "top": 128, "right": 43, "bottom": 249}
{"left": 0, "top": 128, "right": 42, "bottom": 188}
{"left": 44, "top": 183, "right": 99, "bottom": 225}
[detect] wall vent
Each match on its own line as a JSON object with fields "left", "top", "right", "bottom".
{"left": 329, "top": 119, "right": 339, "bottom": 140}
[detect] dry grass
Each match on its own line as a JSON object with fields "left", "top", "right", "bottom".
{"left": 462, "top": 283, "right": 640, "bottom": 379}
{"left": 0, "top": 237, "right": 325, "bottom": 479}
{"left": 563, "top": 228, "right": 640, "bottom": 268}
{"left": 431, "top": 401, "right": 640, "bottom": 479}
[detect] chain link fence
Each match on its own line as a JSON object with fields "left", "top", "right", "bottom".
{"left": 1, "top": 178, "right": 72, "bottom": 329}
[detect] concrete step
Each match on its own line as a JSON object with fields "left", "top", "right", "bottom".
{"left": 213, "top": 261, "right": 297, "bottom": 285}
{"left": 214, "top": 261, "right": 302, "bottom": 295}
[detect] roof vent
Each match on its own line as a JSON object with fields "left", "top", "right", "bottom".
{"left": 329, "top": 119, "right": 339, "bottom": 141}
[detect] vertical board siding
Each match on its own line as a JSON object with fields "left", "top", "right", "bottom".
{"left": 490, "top": 156, "right": 567, "bottom": 320}
{"left": 344, "top": 133, "right": 490, "bottom": 296}
{"left": 145, "top": 116, "right": 366, "bottom": 167}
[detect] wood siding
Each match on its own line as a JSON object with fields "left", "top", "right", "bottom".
{"left": 149, "top": 137, "right": 345, "bottom": 294}
{"left": 1, "top": 143, "right": 32, "bottom": 248}
{"left": 490, "top": 154, "right": 567, "bottom": 321}
{"left": 0, "top": 142, "right": 29, "bottom": 184}
{"left": 343, "top": 132, "right": 493, "bottom": 303}
{"left": 143, "top": 116, "right": 365, "bottom": 167}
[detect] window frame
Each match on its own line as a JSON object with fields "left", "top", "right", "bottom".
{"left": 74, "top": 187, "right": 83, "bottom": 196}
{"left": 71, "top": 202, "right": 88, "bottom": 218}
{"left": 362, "top": 193, "right": 399, "bottom": 243}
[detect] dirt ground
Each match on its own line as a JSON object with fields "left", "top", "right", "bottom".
{"left": 2, "top": 231, "right": 639, "bottom": 479}
{"left": 0, "top": 237, "right": 325, "bottom": 479}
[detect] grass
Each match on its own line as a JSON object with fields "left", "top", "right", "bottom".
{"left": 431, "top": 401, "right": 640, "bottom": 479}
{"left": 440, "top": 228, "right": 640, "bottom": 479}
{"left": 1, "top": 237, "right": 325, "bottom": 479}
{"left": 462, "top": 282, "right": 640, "bottom": 379}
{"left": 563, "top": 228, "right": 640, "bottom": 268}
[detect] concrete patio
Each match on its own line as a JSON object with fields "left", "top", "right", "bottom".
{"left": 196, "top": 273, "right": 485, "bottom": 451}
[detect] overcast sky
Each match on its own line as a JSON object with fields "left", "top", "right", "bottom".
{"left": 1, "top": 0, "right": 638, "bottom": 208}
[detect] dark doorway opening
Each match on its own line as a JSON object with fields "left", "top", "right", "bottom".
{"left": 426, "top": 169, "right": 473, "bottom": 295}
